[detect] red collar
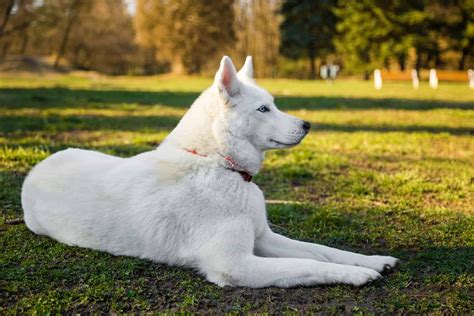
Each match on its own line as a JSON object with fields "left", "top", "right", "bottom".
{"left": 184, "top": 148, "right": 253, "bottom": 182}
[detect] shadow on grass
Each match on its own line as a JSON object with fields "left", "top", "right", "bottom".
{"left": 0, "top": 115, "right": 180, "bottom": 133}
{"left": 267, "top": 204, "right": 473, "bottom": 281}
{"left": 1, "top": 87, "right": 472, "bottom": 135}
{"left": 0, "top": 170, "right": 25, "bottom": 219}
{"left": 1, "top": 114, "right": 472, "bottom": 135}
{"left": 1, "top": 87, "right": 472, "bottom": 312}
{"left": 1, "top": 87, "right": 473, "bottom": 110}
{"left": 1, "top": 216, "right": 472, "bottom": 313}
{"left": 1, "top": 153, "right": 472, "bottom": 312}
{"left": 312, "top": 122, "right": 473, "bottom": 135}
{"left": 0, "top": 88, "right": 199, "bottom": 109}
{"left": 276, "top": 95, "right": 474, "bottom": 111}
{"left": 3, "top": 142, "right": 160, "bottom": 158}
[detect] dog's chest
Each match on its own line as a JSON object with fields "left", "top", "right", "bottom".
{"left": 203, "top": 176, "right": 268, "bottom": 233}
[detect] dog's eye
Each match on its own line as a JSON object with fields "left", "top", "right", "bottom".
{"left": 257, "top": 105, "right": 269, "bottom": 113}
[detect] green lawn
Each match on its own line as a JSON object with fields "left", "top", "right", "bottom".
{"left": 1, "top": 73, "right": 473, "bottom": 313}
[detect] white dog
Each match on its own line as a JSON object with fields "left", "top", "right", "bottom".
{"left": 22, "top": 56, "right": 398, "bottom": 288}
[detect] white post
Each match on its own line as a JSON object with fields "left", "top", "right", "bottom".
{"left": 411, "top": 69, "right": 419, "bottom": 89}
{"left": 374, "top": 69, "right": 382, "bottom": 90}
{"left": 320, "top": 65, "right": 328, "bottom": 80}
{"left": 468, "top": 69, "right": 474, "bottom": 89}
{"left": 429, "top": 69, "right": 438, "bottom": 89}
{"left": 329, "top": 65, "right": 339, "bottom": 80}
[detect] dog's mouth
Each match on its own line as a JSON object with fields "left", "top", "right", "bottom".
{"left": 269, "top": 139, "right": 302, "bottom": 148}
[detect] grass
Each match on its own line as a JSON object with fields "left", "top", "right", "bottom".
{"left": 0, "top": 73, "right": 473, "bottom": 313}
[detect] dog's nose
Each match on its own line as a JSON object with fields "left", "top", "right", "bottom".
{"left": 302, "top": 121, "right": 311, "bottom": 131}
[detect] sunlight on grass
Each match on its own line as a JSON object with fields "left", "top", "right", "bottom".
{"left": 2, "top": 73, "right": 473, "bottom": 102}
{"left": 0, "top": 73, "right": 473, "bottom": 313}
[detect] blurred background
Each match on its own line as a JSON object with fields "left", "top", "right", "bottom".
{"left": 0, "top": 0, "right": 472, "bottom": 79}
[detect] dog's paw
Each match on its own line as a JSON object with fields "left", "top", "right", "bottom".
{"left": 343, "top": 266, "right": 382, "bottom": 286}
{"left": 362, "top": 255, "right": 399, "bottom": 273}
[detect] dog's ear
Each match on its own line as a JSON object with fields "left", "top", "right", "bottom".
{"left": 237, "top": 56, "right": 253, "bottom": 80}
{"left": 214, "top": 56, "right": 241, "bottom": 98}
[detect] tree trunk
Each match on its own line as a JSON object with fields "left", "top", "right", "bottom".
{"left": 363, "top": 71, "right": 370, "bottom": 80}
{"left": 458, "top": 46, "right": 470, "bottom": 70}
{"left": 434, "top": 53, "right": 442, "bottom": 68}
{"left": 144, "top": 47, "right": 156, "bottom": 75}
{"left": 398, "top": 55, "right": 406, "bottom": 71}
{"left": 1, "top": 41, "right": 10, "bottom": 58}
{"left": 0, "top": 0, "right": 15, "bottom": 40}
{"left": 316, "top": 58, "right": 321, "bottom": 79}
{"left": 415, "top": 51, "right": 422, "bottom": 73}
{"left": 457, "top": 2, "right": 470, "bottom": 71}
{"left": 20, "top": 29, "right": 29, "bottom": 55}
{"left": 54, "top": 0, "right": 82, "bottom": 69}
{"left": 309, "top": 55, "right": 316, "bottom": 79}
{"left": 171, "top": 57, "right": 184, "bottom": 74}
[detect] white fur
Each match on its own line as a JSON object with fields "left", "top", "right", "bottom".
{"left": 22, "top": 56, "right": 398, "bottom": 288}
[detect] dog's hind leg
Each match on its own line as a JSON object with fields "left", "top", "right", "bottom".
{"left": 255, "top": 229, "right": 399, "bottom": 273}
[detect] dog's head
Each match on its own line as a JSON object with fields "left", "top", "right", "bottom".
{"left": 211, "top": 56, "right": 310, "bottom": 152}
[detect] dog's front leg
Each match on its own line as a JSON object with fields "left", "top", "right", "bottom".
{"left": 201, "top": 254, "right": 382, "bottom": 288}
{"left": 255, "top": 228, "right": 399, "bottom": 273}
{"left": 197, "top": 222, "right": 381, "bottom": 288}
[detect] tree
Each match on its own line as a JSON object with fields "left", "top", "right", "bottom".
{"left": 445, "top": 0, "right": 474, "bottom": 70}
{"left": 65, "top": 0, "right": 135, "bottom": 74}
{"left": 0, "top": 0, "right": 16, "bottom": 41}
{"left": 280, "top": 0, "right": 337, "bottom": 79}
{"left": 234, "top": 0, "right": 281, "bottom": 78}
{"left": 0, "top": 0, "right": 39, "bottom": 58}
{"left": 406, "top": 0, "right": 474, "bottom": 71}
{"left": 52, "top": 0, "right": 91, "bottom": 68}
{"left": 335, "top": 0, "right": 473, "bottom": 75}
{"left": 334, "top": 0, "right": 396, "bottom": 79}
{"left": 135, "top": 0, "right": 235, "bottom": 74}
